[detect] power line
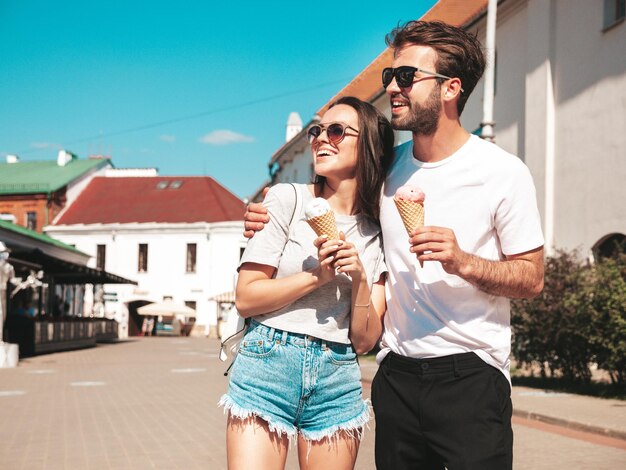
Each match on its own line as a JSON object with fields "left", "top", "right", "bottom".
{"left": 15, "top": 77, "right": 352, "bottom": 155}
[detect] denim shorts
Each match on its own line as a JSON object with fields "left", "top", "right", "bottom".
{"left": 219, "top": 319, "right": 370, "bottom": 442}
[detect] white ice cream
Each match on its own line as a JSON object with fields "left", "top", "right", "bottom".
{"left": 305, "top": 198, "right": 331, "bottom": 219}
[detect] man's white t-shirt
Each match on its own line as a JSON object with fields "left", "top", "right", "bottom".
{"left": 377, "top": 135, "right": 544, "bottom": 382}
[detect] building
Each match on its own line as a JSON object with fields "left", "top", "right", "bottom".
{"left": 1, "top": 220, "right": 135, "bottom": 357}
{"left": 45, "top": 176, "right": 246, "bottom": 338}
{"left": 267, "top": 0, "right": 626, "bottom": 259}
{"left": 0, "top": 151, "right": 112, "bottom": 233}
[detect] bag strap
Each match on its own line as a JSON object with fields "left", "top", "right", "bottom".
{"left": 288, "top": 183, "right": 302, "bottom": 238}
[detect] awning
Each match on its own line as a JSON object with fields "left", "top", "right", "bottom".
{"left": 137, "top": 300, "right": 196, "bottom": 317}
{"left": 209, "top": 291, "right": 235, "bottom": 303}
{"left": 9, "top": 248, "right": 136, "bottom": 285}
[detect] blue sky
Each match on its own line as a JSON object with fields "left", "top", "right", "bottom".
{"left": 0, "top": 1, "right": 436, "bottom": 198}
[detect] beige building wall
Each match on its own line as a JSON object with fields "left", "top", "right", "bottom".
{"left": 460, "top": 0, "right": 626, "bottom": 256}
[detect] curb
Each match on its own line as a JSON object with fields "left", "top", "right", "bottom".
{"left": 362, "top": 376, "right": 626, "bottom": 443}
{"left": 512, "top": 409, "right": 626, "bottom": 442}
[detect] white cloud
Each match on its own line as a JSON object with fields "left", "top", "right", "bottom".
{"left": 198, "top": 130, "right": 255, "bottom": 145}
{"left": 30, "top": 142, "right": 61, "bottom": 149}
{"left": 159, "top": 134, "right": 176, "bottom": 143}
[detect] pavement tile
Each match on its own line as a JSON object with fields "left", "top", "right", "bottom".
{"left": 1, "top": 337, "right": 625, "bottom": 469}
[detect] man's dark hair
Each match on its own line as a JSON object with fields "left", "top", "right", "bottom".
{"left": 386, "top": 20, "right": 485, "bottom": 115}
{"left": 315, "top": 96, "right": 394, "bottom": 222}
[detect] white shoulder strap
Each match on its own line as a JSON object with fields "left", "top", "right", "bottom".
{"left": 288, "top": 183, "right": 302, "bottom": 238}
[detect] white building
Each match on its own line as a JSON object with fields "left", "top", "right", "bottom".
{"left": 268, "top": 0, "right": 626, "bottom": 260}
{"left": 46, "top": 176, "right": 246, "bottom": 338}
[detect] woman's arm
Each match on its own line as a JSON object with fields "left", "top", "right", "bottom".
{"left": 348, "top": 276, "right": 386, "bottom": 355}
{"left": 235, "top": 262, "right": 332, "bottom": 318}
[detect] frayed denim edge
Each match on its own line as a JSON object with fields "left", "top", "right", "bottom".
{"left": 218, "top": 394, "right": 298, "bottom": 443}
{"left": 300, "top": 398, "right": 372, "bottom": 443}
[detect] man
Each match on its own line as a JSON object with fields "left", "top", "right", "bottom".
{"left": 244, "top": 21, "right": 544, "bottom": 470}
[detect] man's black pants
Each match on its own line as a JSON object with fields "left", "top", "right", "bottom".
{"left": 371, "top": 352, "right": 513, "bottom": 470}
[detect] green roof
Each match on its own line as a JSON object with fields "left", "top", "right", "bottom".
{"left": 0, "top": 158, "right": 110, "bottom": 195}
{"left": 0, "top": 219, "right": 87, "bottom": 256}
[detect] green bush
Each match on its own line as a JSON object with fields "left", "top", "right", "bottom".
{"left": 511, "top": 249, "right": 626, "bottom": 385}
{"left": 585, "top": 254, "right": 626, "bottom": 385}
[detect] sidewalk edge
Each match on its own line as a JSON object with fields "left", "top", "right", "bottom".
{"left": 362, "top": 376, "right": 626, "bottom": 442}
{"left": 512, "top": 409, "right": 626, "bottom": 441}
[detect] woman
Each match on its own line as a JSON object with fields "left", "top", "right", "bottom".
{"left": 220, "top": 96, "right": 394, "bottom": 469}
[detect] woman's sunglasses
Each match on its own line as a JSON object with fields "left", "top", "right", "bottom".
{"left": 382, "top": 66, "right": 462, "bottom": 91}
{"left": 307, "top": 122, "right": 359, "bottom": 145}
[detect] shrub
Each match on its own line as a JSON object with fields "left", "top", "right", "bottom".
{"left": 511, "top": 249, "right": 593, "bottom": 381}
{"left": 585, "top": 254, "right": 626, "bottom": 385}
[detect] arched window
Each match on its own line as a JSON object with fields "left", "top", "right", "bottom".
{"left": 592, "top": 233, "right": 626, "bottom": 261}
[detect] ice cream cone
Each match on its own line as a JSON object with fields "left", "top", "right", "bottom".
{"left": 306, "top": 211, "right": 339, "bottom": 240}
{"left": 394, "top": 198, "right": 424, "bottom": 235}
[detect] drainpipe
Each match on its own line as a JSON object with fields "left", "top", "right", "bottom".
{"left": 480, "top": 0, "right": 497, "bottom": 142}
{"left": 45, "top": 192, "right": 52, "bottom": 229}
{"left": 544, "top": 63, "right": 556, "bottom": 256}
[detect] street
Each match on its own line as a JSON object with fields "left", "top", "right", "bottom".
{"left": 1, "top": 337, "right": 624, "bottom": 469}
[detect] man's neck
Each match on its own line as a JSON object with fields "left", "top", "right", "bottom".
{"left": 412, "top": 120, "right": 470, "bottom": 163}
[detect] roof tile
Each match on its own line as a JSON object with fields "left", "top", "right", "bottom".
{"left": 54, "top": 177, "right": 245, "bottom": 225}
{"left": 0, "top": 159, "right": 110, "bottom": 195}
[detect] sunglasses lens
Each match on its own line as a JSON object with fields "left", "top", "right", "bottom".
{"left": 382, "top": 68, "right": 393, "bottom": 88}
{"left": 327, "top": 123, "right": 345, "bottom": 143}
{"left": 396, "top": 67, "right": 415, "bottom": 87}
{"left": 307, "top": 125, "right": 321, "bottom": 143}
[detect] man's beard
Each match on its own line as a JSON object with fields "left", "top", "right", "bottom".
{"left": 391, "top": 84, "right": 441, "bottom": 136}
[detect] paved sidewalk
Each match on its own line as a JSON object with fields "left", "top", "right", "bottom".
{"left": 359, "top": 359, "right": 626, "bottom": 441}
{"left": 0, "top": 338, "right": 624, "bottom": 469}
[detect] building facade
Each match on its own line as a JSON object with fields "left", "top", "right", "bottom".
{"left": 0, "top": 151, "right": 112, "bottom": 233}
{"left": 46, "top": 176, "right": 246, "bottom": 338}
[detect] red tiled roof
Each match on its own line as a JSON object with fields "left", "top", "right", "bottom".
{"left": 317, "top": 0, "right": 488, "bottom": 116}
{"left": 55, "top": 177, "right": 245, "bottom": 225}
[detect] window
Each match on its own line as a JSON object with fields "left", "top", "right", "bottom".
{"left": 604, "top": 0, "right": 625, "bottom": 29}
{"left": 96, "top": 244, "right": 106, "bottom": 270}
{"left": 138, "top": 244, "right": 148, "bottom": 272}
{"left": 593, "top": 233, "right": 626, "bottom": 260}
{"left": 186, "top": 243, "right": 197, "bottom": 273}
{"left": 184, "top": 301, "right": 196, "bottom": 311}
{"left": 0, "top": 213, "right": 16, "bottom": 223}
{"left": 26, "top": 211, "right": 37, "bottom": 231}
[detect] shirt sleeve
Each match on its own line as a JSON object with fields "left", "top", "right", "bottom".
{"left": 372, "top": 235, "right": 388, "bottom": 284}
{"left": 239, "top": 183, "right": 297, "bottom": 269}
{"left": 494, "top": 161, "right": 545, "bottom": 256}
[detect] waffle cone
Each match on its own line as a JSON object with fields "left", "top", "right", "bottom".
{"left": 306, "top": 211, "right": 339, "bottom": 240}
{"left": 394, "top": 198, "right": 424, "bottom": 235}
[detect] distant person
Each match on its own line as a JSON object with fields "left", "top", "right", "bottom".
{"left": 221, "top": 97, "right": 394, "bottom": 469}
{"left": 243, "top": 21, "right": 544, "bottom": 470}
{"left": 141, "top": 317, "right": 150, "bottom": 336}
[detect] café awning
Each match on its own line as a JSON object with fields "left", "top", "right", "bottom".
{"left": 209, "top": 291, "right": 235, "bottom": 303}
{"left": 10, "top": 248, "right": 136, "bottom": 285}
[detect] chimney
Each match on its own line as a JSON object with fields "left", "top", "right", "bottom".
{"left": 57, "top": 150, "right": 76, "bottom": 167}
{"left": 6, "top": 155, "right": 19, "bottom": 164}
{"left": 285, "top": 112, "right": 303, "bottom": 142}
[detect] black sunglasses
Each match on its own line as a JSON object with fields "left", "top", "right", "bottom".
{"left": 382, "top": 66, "right": 462, "bottom": 92}
{"left": 307, "top": 122, "right": 359, "bottom": 145}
